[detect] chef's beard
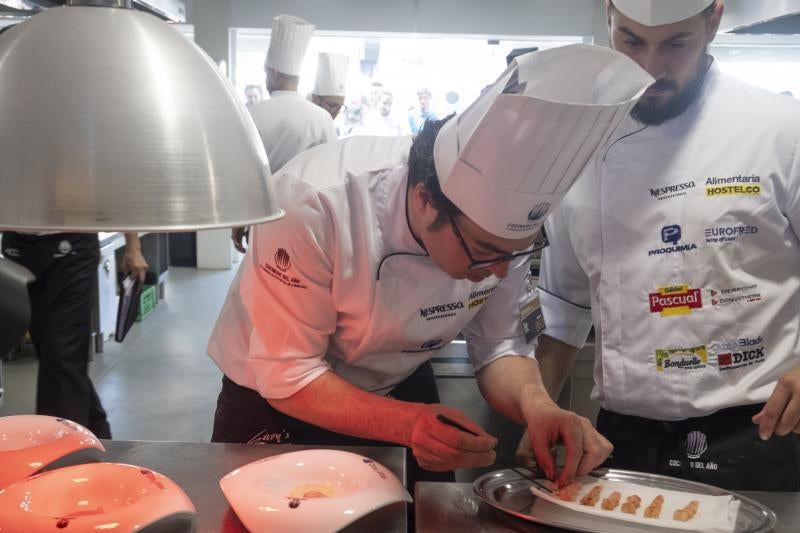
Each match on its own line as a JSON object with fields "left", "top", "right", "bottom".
{"left": 631, "top": 56, "right": 711, "bottom": 126}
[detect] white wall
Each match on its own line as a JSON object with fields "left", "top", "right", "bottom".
{"left": 187, "top": 0, "right": 607, "bottom": 64}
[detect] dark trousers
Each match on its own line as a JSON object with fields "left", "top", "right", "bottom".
{"left": 212, "top": 360, "right": 455, "bottom": 491}
{"left": 597, "top": 404, "right": 800, "bottom": 491}
{"left": 1, "top": 232, "right": 110, "bottom": 438}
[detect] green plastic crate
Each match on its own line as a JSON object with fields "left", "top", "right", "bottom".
{"left": 136, "top": 285, "right": 157, "bottom": 322}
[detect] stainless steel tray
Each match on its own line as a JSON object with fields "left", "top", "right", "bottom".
{"left": 473, "top": 468, "right": 777, "bottom": 533}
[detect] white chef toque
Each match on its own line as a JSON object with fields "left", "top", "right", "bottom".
{"left": 611, "top": 0, "right": 715, "bottom": 26}
{"left": 433, "top": 44, "right": 654, "bottom": 239}
{"left": 264, "top": 15, "right": 315, "bottom": 76}
{"left": 313, "top": 52, "right": 350, "bottom": 97}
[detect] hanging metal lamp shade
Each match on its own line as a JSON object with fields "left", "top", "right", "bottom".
{"left": 0, "top": 0, "right": 283, "bottom": 231}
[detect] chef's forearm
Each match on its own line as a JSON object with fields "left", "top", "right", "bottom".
{"left": 535, "top": 334, "right": 580, "bottom": 401}
{"left": 476, "top": 356, "right": 557, "bottom": 426}
{"left": 267, "top": 371, "right": 424, "bottom": 446}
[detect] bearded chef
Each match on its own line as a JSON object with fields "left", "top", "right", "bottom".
{"left": 208, "top": 44, "right": 653, "bottom": 487}
{"left": 233, "top": 15, "right": 337, "bottom": 253}
{"left": 516, "top": 0, "right": 800, "bottom": 490}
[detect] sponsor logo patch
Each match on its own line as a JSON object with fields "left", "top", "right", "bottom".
{"left": 649, "top": 180, "right": 696, "bottom": 201}
{"left": 401, "top": 339, "right": 445, "bottom": 353}
{"left": 704, "top": 225, "right": 759, "bottom": 244}
{"left": 649, "top": 284, "right": 703, "bottom": 316}
{"left": 527, "top": 202, "right": 551, "bottom": 222}
{"left": 709, "top": 336, "right": 766, "bottom": 371}
{"left": 655, "top": 345, "right": 708, "bottom": 372}
{"left": 419, "top": 301, "right": 464, "bottom": 321}
{"left": 705, "top": 175, "right": 762, "bottom": 197}
{"left": 468, "top": 286, "right": 496, "bottom": 309}
{"left": 708, "top": 284, "right": 761, "bottom": 306}
{"left": 648, "top": 224, "right": 698, "bottom": 256}
{"left": 260, "top": 249, "right": 307, "bottom": 289}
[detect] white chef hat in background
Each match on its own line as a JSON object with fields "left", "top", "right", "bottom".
{"left": 314, "top": 52, "right": 349, "bottom": 97}
{"left": 433, "top": 44, "right": 654, "bottom": 239}
{"left": 611, "top": 0, "right": 715, "bottom": 27}
{"left": 264, "top": 14, "right": 315, "bottom": 76}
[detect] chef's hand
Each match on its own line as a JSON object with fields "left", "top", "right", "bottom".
{"left": 232, "top": 226, "right": 249, "bottom": 254}
{"left": 409, "top": 404, "right": 497, "bottom": 472}
{"left": 752, "top": 367, "right": 800, "bottom": 439}
{"left": 122, "top": 242, "right": 149, "bottom": 285}
{"left": 518, "top": 402, "right": 613, "bottom": 487}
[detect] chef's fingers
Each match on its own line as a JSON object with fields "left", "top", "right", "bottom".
{"left": 554, "top": 418, "right": 583, "bottom": 487}
{"left": 775, "top": 393, "right": 800, "bottom": 436}
{"left": 575, "top": 418, "right": 614, "bottom": 477}
{"left": 427, "top": 416, "right": 497, "bottom": 453}
{"left": 527, "top": 424, "right": 558, "bottom": 482}
{"left": 755, "top": 378, "right": 792, "bottom": 440}
{"left": 515, "top": 430, "right": 536, "bottom": 469}
{"left": 412, "top": 438, "right": 496, "bottom": 471}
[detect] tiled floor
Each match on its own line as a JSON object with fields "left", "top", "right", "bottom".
{"left": 0, "top": 266, "right": 238, "bottom": 442}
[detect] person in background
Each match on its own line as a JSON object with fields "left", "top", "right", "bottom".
{"left": 367, "top": 81, "right": 384, "bottom": 110}
{"left": 208, "top": 45, "right": 653, "bottom": 489}
{"left": 408, "top": 87, "right": 438, "bottom": 135}
{"left": 362, "top": 90, "right": 411, "bottom": 136}
{"left": 310, "top": 52, "right": 349, "bottom": 120}
{"left": 1, "top": 231, "right": 147, "bottom": 439}
{"left": 232, "top": 15, "right": 336, "bottom": 253}
{"left": 516, "top": 0, "right": 800, "bottom": 491}
{"left": 244, "top": 84, "right": 264, "bottom": 106}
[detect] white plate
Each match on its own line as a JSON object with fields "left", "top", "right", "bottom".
{"left": 0, "top": 415, "right": 104, "bottom": 488}
{"left": 0, "top": 462, "right": 196, "bottom": 532}
{"left": 473, "top": 468, "right": 776, "bottom": 533}
{"left": 220, "top": 449, "right": 412, "bottom": 533}
{"left": 530, "top": 475, "right": 738, "bottom": 532}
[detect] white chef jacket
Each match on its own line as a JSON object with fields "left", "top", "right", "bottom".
{"left": 207, "top": 135, "right": 538, "bottom": 400}
{"left": 539, "top": 61, "right": 800, "bottom": 421}
{"left": 249, "top": 91, "right": 337, "bottom": 172}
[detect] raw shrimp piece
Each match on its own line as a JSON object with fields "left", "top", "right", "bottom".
{"left": 580, "top": 485, "right": 603, "bottom": 507}
{"left": 643, "top": 494, "right": 664, "bottom": 519}
{"left": 674, "top": 500, "right": 700, "bottom": 521}
{"left": 625, "top": 495, "right": 642, "bottom": 507}
{"left": 553, "top": 481, "right": 583, "bottom": 502}
{"left": 601, "top": 491, "right": 621, "bottom": 511}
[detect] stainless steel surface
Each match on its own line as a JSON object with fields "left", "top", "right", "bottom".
{"left": 0, "top": 5, "right": 282, "bottom": 232}
{"left": 100, "top": 440, "right": 407, "bottom": 533}
{"left": 418, "top": 481, "right": 798, "bottom": 533}
{"left": 67, "top": 0, "right": 131, "bottom": 8}
{"left": 721, "top": 0, "right": 800, "bottom": 32}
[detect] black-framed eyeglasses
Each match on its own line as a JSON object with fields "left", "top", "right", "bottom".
{"left": 449, "top": 213, "right": 549, "bottom": 271}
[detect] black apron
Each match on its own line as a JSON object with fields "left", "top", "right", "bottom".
{"left": 1, "top": 232, "right": 110, "bottom": 438}
{"left": 597, "top": 404, "right": 800, "bottom": 491}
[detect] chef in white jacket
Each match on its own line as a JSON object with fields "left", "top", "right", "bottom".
{"left": 310, "top": 51, "right": 349, "bottom": 120}
{"left": 208, "top": 45, "right": 652, "bottom": 487}
{"left": 517, "top": 0, "right": 800, "bottom": 490}
{"left": 232, "top": 15, "right": 337, "bottom": 253}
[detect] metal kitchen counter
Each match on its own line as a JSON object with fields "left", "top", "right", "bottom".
{"left": 100, "top": 440, "right": 406, "bottom": 533}
{"left": 415, "top": 482, "right": 799, "bottom": 532}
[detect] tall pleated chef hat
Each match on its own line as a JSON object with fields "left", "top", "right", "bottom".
{"left": 433, "top": 44, "right": 654, "bottom": 239}
{"left": 265, "top": 15, "right": 315, "bottom": 76}
{"left": 611, "top": 0, "right": 715, "bottom": 26}
{"left": 314, "top": 52, "right": 350, "bottom": 96}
